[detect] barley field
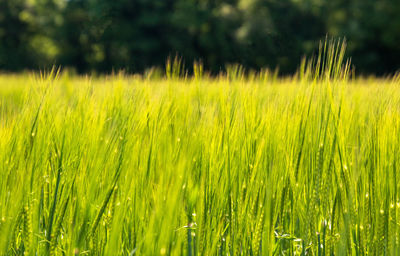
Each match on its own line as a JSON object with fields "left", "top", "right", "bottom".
{"left": 1, "top": 43, "right": 400, "bottom": 255}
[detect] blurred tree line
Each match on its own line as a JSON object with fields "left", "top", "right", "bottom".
{"left": 0, "top": 0, "right": 399, "bottom": 75}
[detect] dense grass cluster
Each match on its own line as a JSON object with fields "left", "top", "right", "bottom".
{"left": 1, "top": 43, "right": 400, "bottom": 255}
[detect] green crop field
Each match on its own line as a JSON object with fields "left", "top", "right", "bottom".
{"left": 1, "top": 42, "right": 400, "bottom": 255}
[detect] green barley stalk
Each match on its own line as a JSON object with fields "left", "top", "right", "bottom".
{"left": 22, "top": 204, "right": 33, "bottom": 255}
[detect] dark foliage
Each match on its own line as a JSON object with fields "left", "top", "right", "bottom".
{"left": 0, "top": 0, "right": 399, "bottom": 75}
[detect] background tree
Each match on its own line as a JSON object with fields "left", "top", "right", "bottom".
{"left": 0, "top": 0, "right": 399, "bottom": 74}
{"left": 0, "top": 0, "right": 34, "bottom": 70}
